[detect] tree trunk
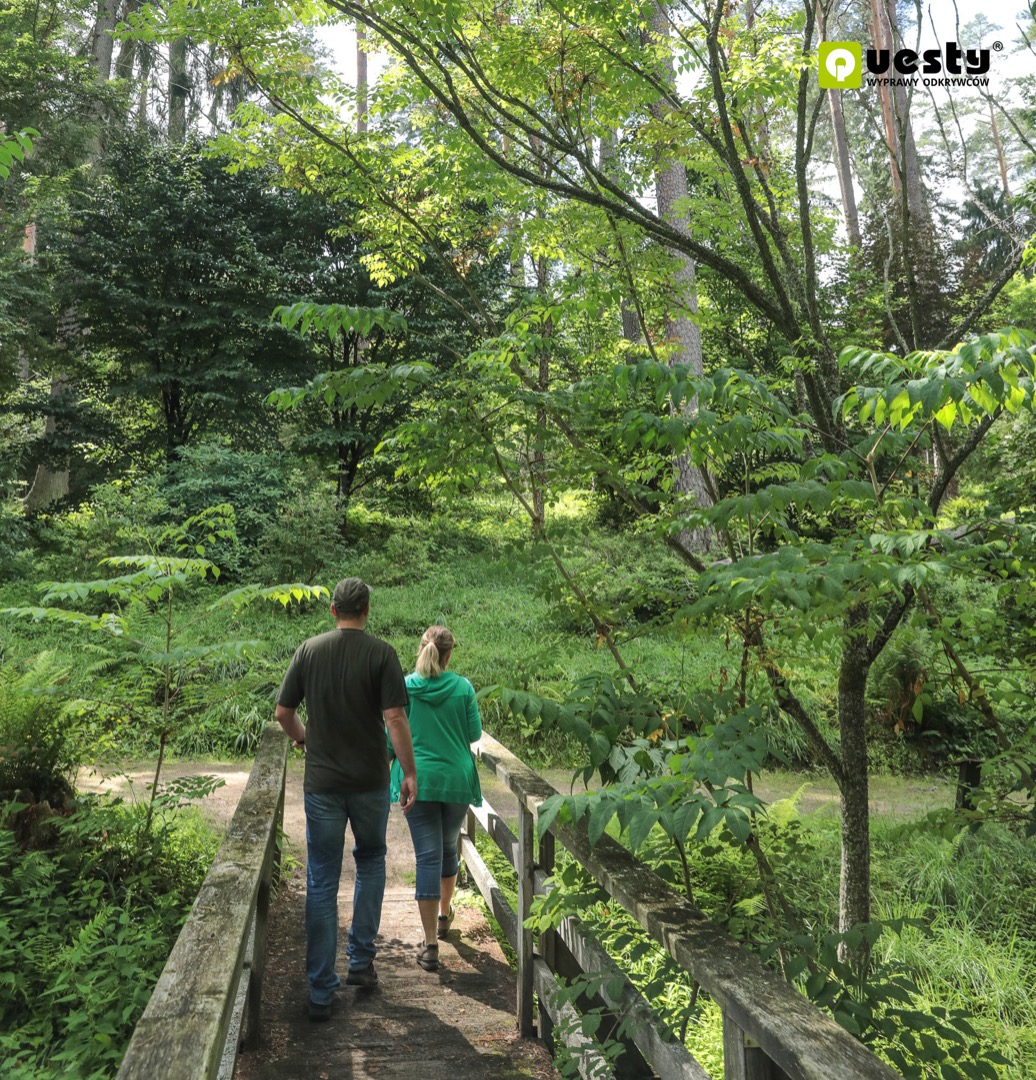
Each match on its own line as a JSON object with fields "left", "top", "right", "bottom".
{"left": 649, "top": 6, "right": 714, "bottom": 552}
{"left": 531, "top": 255, "right": 550, "bottom": 535}
{"left": 168, "top": 37, "right": 189, "bottom": 142}
{"left": 89, "top": 0, "right": 118, "bottom": 83}
{"left": 357, "top": 23, "right": 368, "bottom": 134}
{"left": 990, "top": 103, "right": 1010, "bottom": 198}
{"left": 114, "top": 4, "right": 140, "bottom": 83}
{"left": 600, "top": 130, "right": 642, "bottom": 344}
{"left": 815, "top": 1, "right": 861, "bottom": 251}
{"left": 21, "top": 0, "right": 121, "bottom": 514}
{"left": 868, "top": 0, "right": 925, "bottom": 225}
{"left": 836, "top": 607, "right": 872, "bottom": 958}
{"left": 868, "top": 0, "right": 930, "bottom": 350}
{"left": 868, "top": 0, "right": 920, "bottom": 212}
{"left": 828, "top": 83, "right": 861, "bottom": 249}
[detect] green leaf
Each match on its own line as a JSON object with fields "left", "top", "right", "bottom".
{"left": 587, "top": 797, "right": 615, "bottom": 847}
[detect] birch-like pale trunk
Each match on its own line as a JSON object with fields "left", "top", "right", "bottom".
{"left": 814, "top": 2, "right": 861, "bottom": 250}
{"left": 357, "top": 22, "right": 368, "bottom": 134}
{"left": 649, "top": 6, "right": 714, "bottom": 552}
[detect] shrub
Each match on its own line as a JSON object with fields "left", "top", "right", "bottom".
{"left": 27, "top": 476, "right": 171, "bottom": 581}
{"left": 161, "top": 444, "right": 298, "bottom": 576}
{"left": 0, "top": 796, "right": 220, "bottom": 1079}
{"left": 255, "top": 488, "right": 345, "bottom": 584}
{"left": 0, "top": 654, "right": 80, "bottom": 808}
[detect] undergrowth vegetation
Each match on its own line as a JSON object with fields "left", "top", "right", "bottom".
{"left": 0, "top": 797, "right": 219, "bottom": 1079}
{"left": 1, "top": 487, "right": 1034, "bottom": 1078}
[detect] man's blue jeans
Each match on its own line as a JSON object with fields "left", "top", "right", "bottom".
{"left": 304, "top": 787, "right": 390, "bottom": 1005}
{"left": 405, "top": 800, "right": 468, "bottom": 899}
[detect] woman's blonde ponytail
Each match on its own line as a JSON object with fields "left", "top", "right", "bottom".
{"left": 415, "top": 625, "right": 456, "bottom": 677}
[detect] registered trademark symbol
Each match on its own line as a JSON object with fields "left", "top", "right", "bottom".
{"left": 992, "top": 40, "right": 1004, "bottom": 51}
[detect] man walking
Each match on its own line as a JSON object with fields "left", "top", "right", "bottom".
{"left": 275, "top": 578, "right": 417, "bottom": 1021}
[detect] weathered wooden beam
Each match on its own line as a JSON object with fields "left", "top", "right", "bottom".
{"left": 555, "top": 914, "right": 709, "bottom": 1080}
{"left": 459, "top": 830, "right": 520, "bottom": 946}
{"left": 476, "top": 733, "right": 901, "bottom": 1080}
{"left": 517, "top": 803, "right": 537, "bottom": 1036}
{"left": 469, "top": 799, "right": 520, "bottom": 869}
{"left": 117, "top": 724, "right": 288, "bottom": 1080}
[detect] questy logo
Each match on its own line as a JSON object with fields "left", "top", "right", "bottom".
{"left": 820, "top": 39, "right": 997, "bottom": 90}
{"left": 819, "top": 43, "right": 862, "bottom": 89}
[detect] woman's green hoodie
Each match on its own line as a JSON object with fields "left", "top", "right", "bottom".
{"left": 390, "top": 670, "right": 483, "bottom": 806}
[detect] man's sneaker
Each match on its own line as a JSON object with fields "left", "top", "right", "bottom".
{"left": 345, "top": 962, "right": 378, "bottom": 988}
{"left": 437, "top": 906, "right": 455, "bottom": 940}
{"left": 417, "top": 944, "right": 439, "bottom": 971}
{"left": 308, "top": 998, "right": 333, "bottom": 1022}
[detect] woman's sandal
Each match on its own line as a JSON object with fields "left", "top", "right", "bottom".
{"left": 437, "top": 906, "right": 455, "bottom": 940}
{"left": 417, "top": 943, "right": 439, "bottom": 971}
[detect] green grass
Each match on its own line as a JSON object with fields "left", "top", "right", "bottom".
{"left": 0, "top": 500, "right": 735, "bottom": 764}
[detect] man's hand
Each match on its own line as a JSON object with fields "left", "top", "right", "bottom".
{"left": 399, "top": 772, "right": 417, "bottom": 815}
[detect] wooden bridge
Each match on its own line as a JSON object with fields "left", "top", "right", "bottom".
{"left": 115, "top": 726, "right": 902, "bottom": 1080}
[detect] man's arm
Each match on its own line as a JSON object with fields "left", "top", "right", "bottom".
{"left": 384, "top": 706, "right": 417, "bottom": 814}
{"left": 275, "top": 704, "right": 306, "bottom": 747}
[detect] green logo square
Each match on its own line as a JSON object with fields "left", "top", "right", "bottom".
{"left": 819, "top": 42, "right": 863, "bottom": 89}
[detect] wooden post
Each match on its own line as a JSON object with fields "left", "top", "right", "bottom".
{"left": 723, "top": 1012, "right": 789, "bottom": 1080}
{"left": 517, "top": 802, "right": 536, "bottom": 1036}
{"left": 538, "top": 829, "right": 556, "bottom": 1051}
{"left": 461, "top": 807, "right": 478, "bottom": 887}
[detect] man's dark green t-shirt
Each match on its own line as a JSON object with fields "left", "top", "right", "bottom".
{"left": 277, "top": 628, "right": 409, "bottom": 794}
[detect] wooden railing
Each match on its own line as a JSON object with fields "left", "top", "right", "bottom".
{"left": 464, "top": 732, "right": 901, "bottom": 1080}
{"left": 116, "top": 723, "right": 288, "bottom": 1080}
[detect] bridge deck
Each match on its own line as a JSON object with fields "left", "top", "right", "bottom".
{"left": 231, "top": 765, "right": 555, "bottom": 1080}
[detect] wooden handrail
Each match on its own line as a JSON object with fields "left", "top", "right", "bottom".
{"left": 469, "top": 731, "right": 901, "bottom": 1080}
{"left": 116, "top": 723, "right": 288, "bottom": 1080}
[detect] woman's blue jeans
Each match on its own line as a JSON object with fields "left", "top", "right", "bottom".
{"left": 304, "top": 787, "right": 390, "bottom": 1005}
{"left": 405, "top": 800, "right": 468, "bottom": 899}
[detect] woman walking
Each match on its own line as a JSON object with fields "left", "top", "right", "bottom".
{"left": 392, "top": 625, "right": 482, "bottom": 972}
